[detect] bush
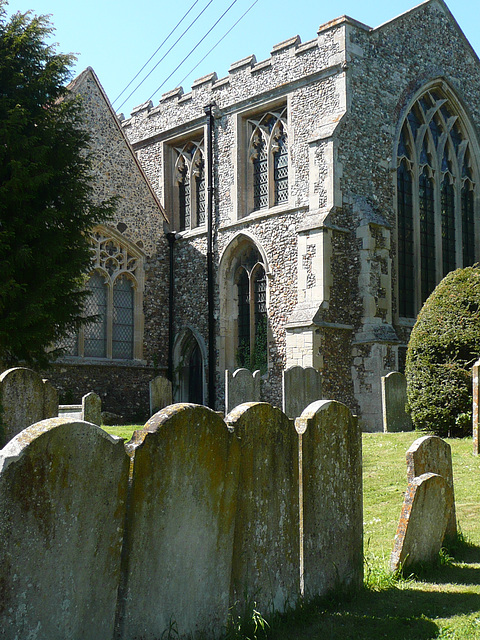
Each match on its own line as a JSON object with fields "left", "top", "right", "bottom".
{"left": 405, "top": 266, "right": 480, "bottom": 437}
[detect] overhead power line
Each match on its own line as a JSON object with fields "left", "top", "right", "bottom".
{"left": 116, "top": 0, "right": 215, "bottom": 112}
{"left": 112, "top": 0, "right": 204, "bottom": 106}
{"left": 177, "top": 0, "right": 260, "bottom": 88}
{"left": 147, "top": 0, "right": 240, "bottom": 104}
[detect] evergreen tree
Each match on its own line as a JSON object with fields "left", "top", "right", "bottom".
{"left": 0, "top": 4, "right": 114, "bottom": 368}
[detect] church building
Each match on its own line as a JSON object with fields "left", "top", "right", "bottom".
{"left": 51, "top": 0, "right": 480, "bottom": 430}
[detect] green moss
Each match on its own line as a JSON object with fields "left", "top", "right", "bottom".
{"left": 405, "top": 266, "right": 480, "bottom": 436}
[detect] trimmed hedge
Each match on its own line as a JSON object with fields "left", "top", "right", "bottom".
{"left": 405, "top": 266, "right": 480, "bottom": 437}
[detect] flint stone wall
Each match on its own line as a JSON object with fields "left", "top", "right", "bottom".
{"left": 282, "top": 366, "right": 322, "bottom": 420}
{"left": 381, "top": 371, "right": 412, "bottom": 433}
{"left": 296, "top": 399, "right": 363, "bottom": 597}
{"left": 0, "top": 368, "right": 59, "bottom": 447}
{"left": 0, "top": 418, "right": 129, "bottom": 640}
{"left": 225, "top": 368, "right": 261, "bottom": 413}
{"left": 390, "top": 472, "right": 453, "bottom": 572}
{"left": 406, "top": 435, "right": 457, "bottom": 540}
{"left": 226, "top": 402, "right": 300, "bottom": 613}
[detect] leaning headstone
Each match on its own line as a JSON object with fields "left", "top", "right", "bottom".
{"left": 226, "top": 402, "right": 300, "bottom": 613}
{"left": 381, "top": 371, "right": 412, "bottom": 432}
{"left": 82, "top": 391, "right": 102, "bottom": 426}
{"left": 473, "top": 358, "right": 480, "bottom": 455}
{"left": 225, "top": 368, "right": 261, "bottom": 413}
{"left": 0, "top": 367, "right": 48, "bottom": 447}
{"left": 120, "top": 404, "right": 240, "bottom": 640}
{"left": 42, "top": 379, "right": 59, "bottom": 419}
{"left": 390, "top": 473, "right": 453, "bottom": 572}
{"left": 282, "top": 366, "right": 322, "bottom": 419}
{"left": 149, "top": 374, "right": 172, "bottom": 416}
{"left": 406, "top": 435, "right": 457, "bottom": 540}
{"left": 0, "top": 418, "right": 129, "bottom": 640}
{"left": 296, "top": 400, "right": 363, "bottom": 598}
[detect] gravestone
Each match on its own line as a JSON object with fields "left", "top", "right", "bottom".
{"left": 282, "top": 366, "right": 322, "bottom": 419}
{"left": 473, "top": 358, "right": 480, "bottom": 455}
{"left": 0, "top": 367, "right": 58, "bottom": 447}
{"left": 121, "top": 404, "right": 240, "bottom": 640}
{"left": 225, "top": 368, "right": 261, "bottom": 413}
{"left": 149, "top": 374, "right": 172, "bottom": 416}
{"left": 381, "top": 371, "right": 412, "bottom": 432}
{"left": 82, "top": 391, "right": 102, "bottom": 426}
{"left": 390, "top": 472, "right": 453, "bottom": 572}
{"left": 226, "top": 402, "right": 300, "bottom": 613}
{"left": 0, "top": 417, "right": 129, "bottom": 640}
{"left": 295, "top": 400, "right": 363, "bottom": 598}
{"left": 406, "top": 435, "right": 457, "bottom": 540}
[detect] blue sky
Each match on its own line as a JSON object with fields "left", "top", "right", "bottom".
{"left": 4, "top": 0, "right": 479, "bottom": 118}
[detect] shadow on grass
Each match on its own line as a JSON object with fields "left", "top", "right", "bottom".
{"left": 271, "top": 559, "right": 480, "bottom": 640}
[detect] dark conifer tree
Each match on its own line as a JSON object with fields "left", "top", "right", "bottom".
{"left": 0, "top": 3, "right": 114, "bottom": 367}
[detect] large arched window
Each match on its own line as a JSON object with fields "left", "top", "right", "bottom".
{"left": 62, "top": 228, "right": 144, "bottom": 360}
{"left": 248, "top": 107, "right": 288, "bottom": 212}
{"left": 396, "top": 87, "right": 478, "bottom": 318}
{"left": 174, "top": 139, "right": 205, "bottom": 231}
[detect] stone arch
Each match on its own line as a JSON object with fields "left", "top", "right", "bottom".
{"left": 172, "top": 327, "right": 206, "bottom": 404}
{"left": 218, "top": 232, "right": 270, "bottom": 373}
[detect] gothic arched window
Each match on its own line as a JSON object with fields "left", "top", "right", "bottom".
{"left": 62, "top": 228, "right": 144, "bottom": 360}
{"left": 234, "top": 246, "right": 268, "bottom": 372}
{"left": 248, "top": 107, "right": 288, "bottom": 212}
{"left": 174, "top": 139, "right": 205, "bottom": 231}
{"left": 396, "top": 88, "right": 478, "bottom": 318}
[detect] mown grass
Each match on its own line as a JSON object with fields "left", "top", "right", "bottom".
{"left": 103, "top": 426, "right": 480, "bottom": 639}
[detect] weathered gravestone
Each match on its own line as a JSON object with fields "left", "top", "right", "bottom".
{"left": 295, "top": 400, "right": 363, "bottom": 598}
{"left": 82, "top": 391, "right": 102, "bottom": 426}
{"left": 473, "top": 357, "right": 480, "bottom": 455}
{"left": 406, "top": 435, "right": 457, "bottom": 540}
{"left": 225, "top": 368, "right": 261, "bottom": 414}
{"left": 149, "top": 374, "right": 173, "bottom": 416}
{"left": 390, "top": 473, "right": 453, "bottom": 572}
{"left": 381, "top": 371, "right": 412, "bottom": 432}
{"left": 282, "top": 366, "right": 322, "bottom": 419}
{"left": 226, "top": 402, "right": 300, "bottom": 613}
{"left": 0, "top": 418, "right": 129, "bottom": 640}
{"left": 0, "top": 367, "right": 59, "bottom": 446}
{"left": 120, "top": 404, "right": 240, "bottom": 640}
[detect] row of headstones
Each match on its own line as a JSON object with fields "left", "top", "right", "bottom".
{"left": 391, "top": 435, "right": 456, "bottom": 571}
{"left": 0, "top": 367, "right": 103, "bottom": 447}
{"left": 0, "top": 399, "right": 362, "bottom": 640}
{"left": 150, "top": 366, "right": 323, "bottom": 418}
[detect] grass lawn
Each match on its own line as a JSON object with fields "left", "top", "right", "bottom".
{"left": 103, "top": 426, "right": 480, "bottom": 639}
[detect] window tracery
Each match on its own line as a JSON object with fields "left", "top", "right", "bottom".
{"left": 248, "top": 107, "right": 288, "bottom": 212}
{"left": 174, "top": 139, "right": 205, "bottom": 231}
{"left": 62, "top": 229, "right": 143, "bottom": 360}
{"left": 396, "top": 88, "right": 477, "bottom": 318}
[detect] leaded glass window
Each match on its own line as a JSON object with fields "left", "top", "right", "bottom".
{"left": 84, "top": 271, "right": 108, "bottom": 358}
{"left": 248, "top": 106, "right": 288, "bottom": 213}
{"left": 235, "top": 246, "right": 268, "bottom": 372}
{"left": 174, "top": 139, "right": 205, "bottom": 231}
{"left": 396, "top": 87, "right": 478, "bottom": 317}
{"left": 63, "top": 228, "right": 143, "bottom": 361}
{"left": 112, "top": 274, "right": 134, "bottom": 359}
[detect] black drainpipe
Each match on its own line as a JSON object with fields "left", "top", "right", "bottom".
{"left": 165, "top": 230, "right": 176, "bottom": 383}
{"left": 205, "top": 104, "right": 215, "bottom": 409}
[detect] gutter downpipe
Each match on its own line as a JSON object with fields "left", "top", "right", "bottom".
{"left": 205, "top": 103, "right": 215, "bottom": 409}
{"left": 165, "top": 230, "right": 176, "bottom": 384}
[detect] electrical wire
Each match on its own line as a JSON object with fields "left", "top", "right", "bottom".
{"left": 112, "top": 0, "right": 204, "bottom": 106}
{"left": 147, "top": 0, "right": 240, "bottom": 104}
{"left": 177, "top": 0, "right": 260, "bottom": 88}
{"left": 116, "top": 0, "right": 215, "bottom": 112}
